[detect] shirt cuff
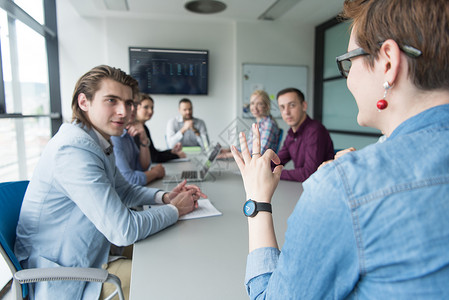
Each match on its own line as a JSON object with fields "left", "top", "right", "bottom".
{"left": 245, "top": 247, "right": 280, "bottom": 284}
{"left": 175, "top": 131, "right": 184, "bottom": 140}
{"left": 154, "top": 191, "right": 166, "bottom": 204}
{"left": 154, "top": 192, "right": 179, "bottom": 217}
{"left": 166, "top": 204, "right": 179, "bottom": 218}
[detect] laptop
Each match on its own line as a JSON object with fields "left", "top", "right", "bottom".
{"left": 163, "top": 143, "right": 222, "bottom": 183}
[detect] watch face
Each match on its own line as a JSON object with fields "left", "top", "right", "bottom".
{"left": 243, "top": 200, "right": 256, "bottom": 217}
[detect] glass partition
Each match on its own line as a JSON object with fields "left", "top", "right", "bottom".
{"left": 315, "top": 18, "right": 381, "bottom": 151}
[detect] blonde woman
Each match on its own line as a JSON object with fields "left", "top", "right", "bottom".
{"left": 246, "top": 90, "right": 280, "bottom": 154}
{"left": 219, "top": 90, "right": 280, "bottom": 158}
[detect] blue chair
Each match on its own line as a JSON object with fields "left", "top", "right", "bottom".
{"left": 276, "top": 128, "right": 284, "bottom": 152}
{"left": 0, "top": 181, "right": 124, "bottom": 300}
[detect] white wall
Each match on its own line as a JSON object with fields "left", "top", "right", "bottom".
{"left": 57, "top": 0, "right": 316, "bottom": 148}
{"left": 235, "top": 21, "right": 315, "bottom": 138}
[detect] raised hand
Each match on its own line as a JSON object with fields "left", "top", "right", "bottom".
{"left": 231, "top": 123, "right": 283, "bottom": 204}
{"left": 127, "top": 122, "right": 149, "bottom": 145}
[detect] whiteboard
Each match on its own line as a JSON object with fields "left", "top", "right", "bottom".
{"left": 242, "top": 64, "right": 308, "bottom": 118}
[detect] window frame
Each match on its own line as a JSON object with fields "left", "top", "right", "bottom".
{"left": 0, "top": 0, "right": 62, "bottom": 136}
{"left": 0, "top": 0, "right": 61, "bottom": 294}
{"left": 313, "top": 16, "right": 381, "bottom": 139}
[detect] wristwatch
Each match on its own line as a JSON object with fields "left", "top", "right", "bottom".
{"left": 243, "top": 199, "right": 272, "bottom": 217}
{"left": 140, "top": 140, "right": 150, "bottom": 147}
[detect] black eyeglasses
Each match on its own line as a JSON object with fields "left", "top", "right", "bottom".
{"left": 336, "top": 48, "right": 369, "bottom": 78}
{"left": 336, "top": 43, "right": 422, "bottom": 78}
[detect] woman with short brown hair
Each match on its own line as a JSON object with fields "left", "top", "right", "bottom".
{"left": 232, "top": 0, "right": 449, "bottom": 298}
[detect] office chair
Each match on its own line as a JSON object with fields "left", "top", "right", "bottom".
{"left": 0, "top": 181, "right": 124, "bottom": 300}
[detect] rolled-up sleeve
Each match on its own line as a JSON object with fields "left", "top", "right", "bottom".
{"left": 244, "top": 165, "right": 359, "bottom": 299}
{"left": 245, "top": 247, "right": 280, "bottom": 296}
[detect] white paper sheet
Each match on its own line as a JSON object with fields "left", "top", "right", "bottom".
{"left": 179, "top": 199, "right": 222, "bottom": 220}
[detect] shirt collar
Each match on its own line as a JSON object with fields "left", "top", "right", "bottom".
{"left": 389, "top": 104, "right": 449, "bottom": 140}
{"left": 120, "top": 129, "right": 128, "bottom": 138}
{"left": 289, "top": 115, "right": 310, "bottom": 137}
{"left": 258, "top": 116, "right": 269, "bottom": 124}
{"left": 92, "top": 128, "right": 114, "bottom": 155}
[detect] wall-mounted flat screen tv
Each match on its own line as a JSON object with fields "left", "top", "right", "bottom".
{"left": 129, "top": 47, "right": 209, "bottom": 95}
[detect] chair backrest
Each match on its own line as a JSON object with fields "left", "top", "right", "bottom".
{"left": 276, "top": 128, "right": 284, "bottom": 152}
{"left": 0, "top": 180, "right": 29, "bottom": 298}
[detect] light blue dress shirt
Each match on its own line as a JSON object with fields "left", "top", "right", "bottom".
{"left": 166, "top": 115, "right": 209, "bottom": 148}
{"left": 111, "top": 130, "right": 148, "bottom": 186}
{"left": 15, "top": 123, "right": 178, "bottom": 300}
{"left": 246, "top": 104, "right": 449, "bottom": 299}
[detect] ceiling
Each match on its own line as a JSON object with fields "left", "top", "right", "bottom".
{"left": 68, "top": 0, "right": 344, "bottom": 26}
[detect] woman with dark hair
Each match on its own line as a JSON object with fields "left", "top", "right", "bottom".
{"left": 134, "top": 93, "right": 186, "bottom": 162}
{"left": 232, "top": 0, "right": 449, "bottom": 298}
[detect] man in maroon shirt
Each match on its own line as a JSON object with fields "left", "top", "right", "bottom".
{"left": 275, "top": 88, "right": 334, "bottom": 182}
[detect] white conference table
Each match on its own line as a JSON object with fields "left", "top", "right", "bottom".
{"left": 129, "top": 156, "right": 303, "bottom": 300}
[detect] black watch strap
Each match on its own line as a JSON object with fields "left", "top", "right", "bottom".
{"left": 257, "top": 202, "right": 272, "bottom": 214}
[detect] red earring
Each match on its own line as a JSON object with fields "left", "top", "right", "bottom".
{"left": 377, "top": 81, "right": 392, "bottom": 111}
{"left": 377, "top": 99, "right": 388, "bottom": 110}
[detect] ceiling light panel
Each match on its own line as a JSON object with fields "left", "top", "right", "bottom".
{"left": 259, "top": 0, "right": 302, "bottom": 20}
{"left": 104, "top": 0, "right": 129, "bottom": 11}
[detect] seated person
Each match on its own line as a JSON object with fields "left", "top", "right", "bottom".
{"left": 275, "top": 87, "right": 334, "bottom": 182}
{"left": 111, "top": 100, "right": 165, "bottom": 186}
{"left": 14, "top": 65, "right": 206, "bottom": 300}
{"left": 230, "top": 0, "right": 449, "bottom": 295}
{"left": 166, "top": 98, "right": 209, "bottom": 148}
{"left": 219, "top": 90, "right": 280, "bottom": 158}
{"left": 134, "top": 93, "right": 186, "bottom": 162}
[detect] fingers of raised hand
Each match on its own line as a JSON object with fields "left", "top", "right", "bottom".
{"left": 272, "top": 164, "right": 284, "bottom": 178}
{"left": 239, "top": 131, "right": 251, "bottom": 164}
{"left": 231, "top": 145, "right": 245, "bottom": 174}
{"left": 263, "top": 149, "right": 281, "bottom": 166}
{"left": 251, "top": 123, "right": 261, "bottom": 158}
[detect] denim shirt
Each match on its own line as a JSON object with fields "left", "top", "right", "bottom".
{"left": 246, "top": 104, "right": 449, "bottom": 299}
{"left": 15, "top": 123, "right": 178, "bottom": 300}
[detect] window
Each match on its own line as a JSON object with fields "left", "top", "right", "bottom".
{"left": 314, "top": 17, "right": 380, "bottom": 150}
{"left": 0, "top": 0, "right": 61, "bottom": 182}
{"left": 0, "top": 0, "right": 61, "bottom": 295}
